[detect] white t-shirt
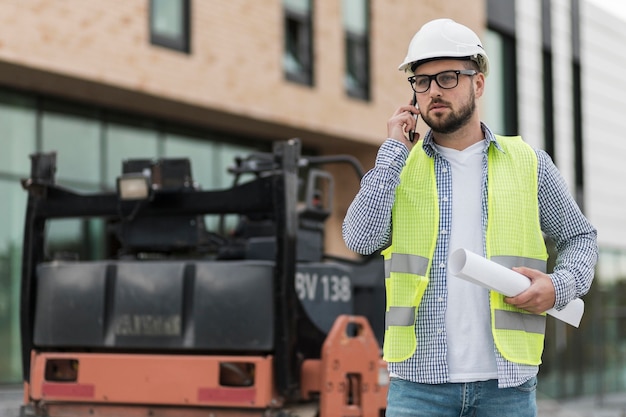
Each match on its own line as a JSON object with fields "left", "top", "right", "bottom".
{"left": 435, "top": 141, "right": 498, "bottom": 382}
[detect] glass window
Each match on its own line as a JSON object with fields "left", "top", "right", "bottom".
{"left": 208, "top": 142, "right": 261, "bottom": 233}
{"left": 163, "top": 133, "right": 216, "bottom": 189}
{"left": 42, "top": 218, "right": 106, "bottom": 262}
{"left": 41, "top": 103, "right": 101, "bottom": 188}
{"left": 0, "top": 90, "right": 37, "bottom": 177}
{"left": 165, "top": 135, "right": 218, "bottom": 232}
{"left": 149, "top": 0, "right": 191, "bottom": 53}
{"left": 483, "top": 29, "right": 505, "bottom": 135}
{"left": 283, "top": 0, "right": 313, "bottom": 85}
{"left": 482, "top": 28, "right": 518, "bottom": 136}
{"left": 342, "top": 0, "right": 370, "bottom": 100}
{"left": 540, "top": 246, "right": 626, "bottom": 399}
{"left": 0, "top": 179, "right": 28, "bottom": 383}
{"left": 164, "top": 138, "right": 260, "bottom": 233}
{"left": 105, "top": 120, "right": 160, "bottom": 189}
{"left": 211, "top": 142, "right": 260, "bottom": 189}
{"left": 46, "top": 219, "right": 82, "bottom": 257}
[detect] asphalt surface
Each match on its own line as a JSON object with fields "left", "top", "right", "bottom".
{"left": 536, "top": 392, "right": 626, "bottom": 417}
{"left": 1, "top": 385, "right": 625, "bottom": 417}
{"left": 0, "top": 387, "right": 20, "bottom": 417}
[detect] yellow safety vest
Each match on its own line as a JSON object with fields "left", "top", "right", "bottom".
{"left": 382, "top": 136, "right": 548, "bottom": 365}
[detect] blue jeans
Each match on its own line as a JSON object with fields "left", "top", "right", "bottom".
{"left": 386, "top": 377, "right": 537, "bottom": 417}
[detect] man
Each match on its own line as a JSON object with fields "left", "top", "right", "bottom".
{"left": 342, "top": 18, "right": 598, "bottom": 417}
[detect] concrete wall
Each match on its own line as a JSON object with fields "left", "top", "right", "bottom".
{"left": 580, "top": 1, "right": 626, "bottom": 251}
{"left": 516, "top": 0, "right": 544, "bottom": 150}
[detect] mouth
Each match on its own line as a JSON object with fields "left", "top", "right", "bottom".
{"left": 429, "top": 104, "right": 448, "bottom": 114}
{"left": 429, "top": 100, "right": 449, "bottom": 112}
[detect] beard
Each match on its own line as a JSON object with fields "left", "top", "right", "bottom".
{"left": 422, "top": 87, "right": 476, "bottom": 134}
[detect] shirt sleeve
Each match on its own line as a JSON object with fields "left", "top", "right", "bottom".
{"left": 342, "top": 139, "right": 409, "bottom": 255}
{"left": 536, "top": 149, "right": 598, "bottom": 310}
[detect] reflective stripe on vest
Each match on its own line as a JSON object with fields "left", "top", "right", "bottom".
{"left": 491, "top": 256, "right": 546, "bottom": 272}
{"left": 384, "top": 253, "right": 430, "bottom": 277}
{"left": 386, "top": 306, "right": 417, "bottom": 328}
{"left": 494, "top": 310, "right": 546, "bottom": 334}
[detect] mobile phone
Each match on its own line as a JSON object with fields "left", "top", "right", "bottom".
{"left": 409, "top": 92, "right": 419, "bottom": 143}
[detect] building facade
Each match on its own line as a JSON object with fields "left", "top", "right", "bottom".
{"left": 0, "top": 0, "right": 623, "bottom": 401}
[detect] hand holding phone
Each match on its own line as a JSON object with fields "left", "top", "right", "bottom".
{"left": 409, "top": 92, "right": 419, "bottom": 143}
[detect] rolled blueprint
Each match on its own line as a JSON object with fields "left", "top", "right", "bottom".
{"left": 449, "top": 248, "right": 584, "bottom": 327}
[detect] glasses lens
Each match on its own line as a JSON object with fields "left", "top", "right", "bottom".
{"left": 436, "top": 71, "right": 459, "bottom": 89}
{"left": 412, "top": 75, "right": 431, "bottom": 93}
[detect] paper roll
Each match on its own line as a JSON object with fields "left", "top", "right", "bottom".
{"left": 449, "top": 248, "right": 584, "bottom": 328}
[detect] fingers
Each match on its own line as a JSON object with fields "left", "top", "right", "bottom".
{"left": 504, "top": 267, "right": 556, "bottom": 314}
{"left": 388, "top": 105, "right": 421, "bottom": 144}
{"left": 395, "top": 104, "right": 420, "bottom": 116}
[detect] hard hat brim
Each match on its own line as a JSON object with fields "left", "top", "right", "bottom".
{"left": 398, "top": 54, "right": 489, "bottom": 77}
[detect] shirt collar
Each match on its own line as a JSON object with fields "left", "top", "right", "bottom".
{"left": 421, "top": 122, "right": 504, "bottom": 157}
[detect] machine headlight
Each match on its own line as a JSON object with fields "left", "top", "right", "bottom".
{"left": 117, "top": 173, "right": 151, "bottom": 200}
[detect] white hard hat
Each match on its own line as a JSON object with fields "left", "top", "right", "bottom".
{"left": 398, "top": 18, "right": 489, "bottom": 76}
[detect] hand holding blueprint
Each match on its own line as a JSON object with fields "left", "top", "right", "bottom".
{"left": 449, "top": 248, "right": 584, "bottom": 327}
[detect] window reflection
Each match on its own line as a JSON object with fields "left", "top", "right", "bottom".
{"left": 0, "top": 180, "right": 28, "bottom": 383}
{"left": 41, "top": 104, "right": 101, "bottom": 187}
{"left": 283, "top": 0, "right": 313, "bottom": 85}
{"left": 106, "top": 121, "right": 159, "bottom": 189}
{"left": 149, "top": 0, "right": 190, "bottom": 53}
{"left": 0, "top": 91, "right": 37, "bottom": 177}
{"left": 342, "top": 0, "right": 370, "bottom": 100}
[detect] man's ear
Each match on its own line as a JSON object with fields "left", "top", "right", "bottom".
{"left": 474, "top": 73, "right": 486, "bottom": 98}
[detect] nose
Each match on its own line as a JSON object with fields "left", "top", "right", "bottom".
{"left": 428, "top": 79, "right": 443, "bottom": 97}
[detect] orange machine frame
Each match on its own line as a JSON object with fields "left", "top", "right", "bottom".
{"left": 300, "top": 315, "right": 388, "bottom": 417}
{"left": 27, "top": 352, "right": 278, "bottom": 416}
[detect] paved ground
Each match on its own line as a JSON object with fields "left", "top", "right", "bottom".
{"left": 1, "top": 385, "right": 625, "bottom": 416}
{"left": 0, "top": 387, "right": 21, "bottom": 417}
{"left": 539, "top": 392, "right": 626, "bottom": 417}
{"left": 537, "top": 392, "right": 626, "bottom": 417}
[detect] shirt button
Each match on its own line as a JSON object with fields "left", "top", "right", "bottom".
{"left": 439, "top": 263, "right": 445, "bottom": 269}
{"left": 442, "top": 196, "right": 449, "bottom": 202}
{"left": 393, "top": 146, "right": 401, "bottom": 154}
{"left": 441, "top": 229, "right": 448, "bottom": 235}
{"left": 442, "top": 167, "right": 448, "bottom": 173}
{"left": 438, "top": 297, "right": 444, "bottom": 302}
{"left": 437, "top": 328, "right": 443, "bottom": 334}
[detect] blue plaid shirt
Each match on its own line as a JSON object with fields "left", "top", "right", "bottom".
{"left": 342, "top": 124, "right": 598, "bottom": 388}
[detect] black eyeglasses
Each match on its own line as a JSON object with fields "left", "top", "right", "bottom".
{"left": 408, "top": 70, "right": 477, "bottom": 93}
